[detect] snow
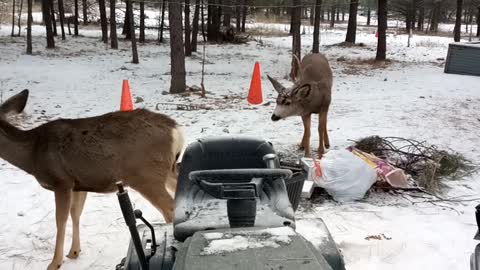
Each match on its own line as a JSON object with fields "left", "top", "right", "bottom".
{"left": 200, "top": 227, "right": 296, "bottom": 255}
{"left": 1, "top": 14, "right": 480, "bottom": 270}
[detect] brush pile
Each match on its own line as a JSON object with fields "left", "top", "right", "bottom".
{"left": 352, "top": 136, "right": 477, "bottom": 193}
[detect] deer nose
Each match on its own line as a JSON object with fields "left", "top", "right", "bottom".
{"left": 271, "top": 114, "right": 281, "bottom": 121}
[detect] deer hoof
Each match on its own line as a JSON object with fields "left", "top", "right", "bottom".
{"left": 66, "top": 249, "right": 81, "bottom": 259}
{"left": 47, "top": 261, "right": 63, "bottom": 270}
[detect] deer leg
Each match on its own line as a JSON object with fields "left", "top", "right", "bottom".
{"left": 322, "top": 110, "right": 330, "bottom": 149}
{"left": 318, "top": 111, "right": 326, "bottom": 157}
{"left": 300, "top": 114, "right": 311, "bottom": 157}
{"left": 47, "top": 190, "right": 72, "bottom": 270}
{"left": 67, "top": 191, "right": 87, "bottom": 259}
{"left": 133, "top": 177, "right": 175, "bottom": 223}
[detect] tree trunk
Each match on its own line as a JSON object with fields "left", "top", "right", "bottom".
{"left": 26, "top": 0, "right": 32, "bottom": 54}
{"left": 123, "top": 2, "right": 131, "bottom": 39}
{"left": 82, "top": 0, "right": 87, "bottom": 24}
{"left": 185, "top": 0, "right": 192, "bottom": 56}
{"left": 207, "top": 0, "right": 217, "bottom": 41}
{"left": 464, "top": 7, "right": 468, "bottom": 33}
{"left": 74, "top": 0, "right": 79, "bottom": 35}
{"left": 477, "top": 7, "right": 480, "bottom": 37}
{"left": 11, "top": 0, "right": 16, "bottom": 37}
{"left": 235, "top": 2, "right": 240, "bottom": 31}
{"left": 342, "top": 7, "right": 345, "bottom": 22}
{"left": 376, "top": 0, "right": 387, "bottom": 61}
{"left": 290, "top": 0, "right": 301, "bottom": 81}
{"left": 58, "top": 0, "right": 66, "bottom": 40}
{"left": 336, "top": 6, "right": 340, "bottom": 21}
{"left": 312, "top": 0, "right": 321, "bottom": 53}
{"left": 110, "top": 0, "right": 118, "bottom": 49}
{"left": 192, "top": 0, "right": 200, "bottom": 52}
{"left": 345, "top": 0, "right": 358, "bottom": 44}
{"left": 127, "top": 0, "right": 138, "bottom": 63}
{"left": 418, "top": 5, "right": 424, "bottom": 30}
{"left": 17, "top": 0, "right": 23, "bottom": 36}
{"left": 201, "top": 0, "right": 206, "bottom": 41}
{"left": 99, "top": 0, "right": 108, "bottom": 43}
{"left": 160, "top": 0, "right": 166, "bottom": 42}
{"left": 454, "top": 0, "right": 463, "bottom": 42}
{"left": 430, "top": 2, "right": 440, "bottom": 32}
{"left": 168, "top": 0, "right": 186, "bottom": 94}
{"left": 367, "top": 7, "right": 371, "bottom": 26}
{"left": 223, "top": 0, "right": 231, "bottom": 26}
{"left": 241, "top": 0, "right": 247, "bottom": 32}
{"left": 139, "top": 2, "right": 145, "bottom": 42}
{"left": 42, "top": 0, "right": 55, "bottom": 48}
{"left": 50, "top": 0, "right": 57, "bottom": 36}
{"left": 310, "top": 5, "right": 314, "bottom": 25}
{"left": 330, "top": 5, "right": 335, "bottom": 28}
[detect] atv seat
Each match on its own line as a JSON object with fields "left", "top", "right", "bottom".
{"left": 173, "top": 136, "right": 296, "bottom": 242}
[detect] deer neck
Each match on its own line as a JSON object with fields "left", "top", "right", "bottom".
{"left": 0, "top": 118, "right": 35, "bottom": 174}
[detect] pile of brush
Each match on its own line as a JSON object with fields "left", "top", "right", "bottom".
{"left": 352, "top": 136, "right": 478, "bottom": 194}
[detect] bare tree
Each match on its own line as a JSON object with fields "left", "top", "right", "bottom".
{"left": 376, "top": 0, "right": 387, "bottom": 61}
{"left": 454, "top": 0, "right": 463, "bottom": 41}
{"left": 418, "top": 1, "right": 425, "bottom": 30}
{"left": 11, "top": 0, "right": 15, "bottom": 37}
{"left": 17, "top": 0, "right": 23, "bottom": 36}
{"left": 160, "top": 0, "right": 166, "bottom": 42}
{"left": 127, "top": 0, "right": 138, "bottom": 63}
{"left": 312, "top": 0, "right": 322, "bottom": 53}
{"left": 42, "top": 0, "right": 55, "bottom": 48}
{"left": 235, "top": 1, "right": 241, "bottom": 32}
{"left": 367, "top": 7, "right": 371, "bottom": 25}
{"left": 185, "top": 0, "right": 192, "bottom": 56}
{"left": 58, "top": 0, "right": 66, "bottom": 40}
{"left": 290, "top": 0, "right": 301, "bottom": 81}
{"left": 330, "top": 4, "right": 335, "bottom": 28}
{"left": 140, "top": 1, "right": 145, "bottom": 42}
{"left": 169, "top": 0, "right": 186, "bottom": 93}
{"left": 241, "top": 0, "right": 247, "bottom": 32}
{"left": 74, "top": 0, "right": 79, "bottom": 35}
{"left": 26, "top": 0, "right": 32, "bottom": 54}
{"left": 345, "top": 0, "right": 358, "bottom": 43}
{"left": 99, "top": 0, "right": 108, "bottom": 43}
{"left": 201, "top": 0, "right": 206, "bottom": 41}
{"left": 477, "top": 6, "right": 480, "bottom": 37}
{"left": 82, "top": 0, "right": 88, "bottom": 24}
{"left": 223, "top": 0, "right": 231, "bottom": 26}
{"left": 50, "top": 0, "right": 57, "bottom": 36}
{"left": 123, "top": 2, "right": 131, "bottom": 39}
{"left": 192, "top": 0, "right": 200, "bottom": 52}
{"left": 110, "top": 0, "right": 118, "bottom": 49}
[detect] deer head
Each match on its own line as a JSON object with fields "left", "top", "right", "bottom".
{"left": 267, "top": 75, "right": 314, "bottom": 121}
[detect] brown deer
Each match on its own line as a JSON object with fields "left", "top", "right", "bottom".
{"left": 267, "top": 53, "right": 333, "bottom": 158}
{"left": 0, "top": 90, "right": 184, "bottom": 270}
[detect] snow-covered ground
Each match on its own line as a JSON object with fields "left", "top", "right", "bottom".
{"left": 1, "top": 17, "right": 480, "bottom": 270}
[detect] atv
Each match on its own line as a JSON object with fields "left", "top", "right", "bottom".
{"left": 115, "top": 136, "right": 346, "bottom": 270}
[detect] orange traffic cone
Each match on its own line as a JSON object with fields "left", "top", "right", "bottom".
{"left": 247, "top": 62, "right": 263, "bottom": 105}
{"left": 120, "top": 80, "right": 133, "bottom": 111}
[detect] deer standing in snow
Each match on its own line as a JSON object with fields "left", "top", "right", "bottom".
{"left": 0, "top": 90, "right": 184, "bottom": 270}
{"left": 267, "top": 53, "right": 333, "bottom": 158}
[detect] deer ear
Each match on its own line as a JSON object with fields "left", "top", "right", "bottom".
{"left": 266, "top": 75, "right": 286, "bottom": 94}
{"left": 0, "top": 89, "right": 29, "bottom": 115}
{"left": 296, "top": 84, "right": 312, "bottom": 99}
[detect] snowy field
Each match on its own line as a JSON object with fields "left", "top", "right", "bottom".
{"left": 1, "top": 16, "right": 480, "bottom": 270}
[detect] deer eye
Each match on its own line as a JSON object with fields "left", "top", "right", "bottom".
{"left": 284, "top": 100, "right": 291, "bottom": 106}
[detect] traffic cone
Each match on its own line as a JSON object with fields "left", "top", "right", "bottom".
{"left": 120, "top": 80, "right": 133, "bottom": 111}
{"left": 247, "top": 62, "right": 263, "bottom": 105}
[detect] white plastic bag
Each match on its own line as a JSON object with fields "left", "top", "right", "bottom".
{"left": 310, "top": 149, "right": 378, "bottom": 202}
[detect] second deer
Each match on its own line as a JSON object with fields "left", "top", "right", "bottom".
{"left": 0, "top": 90, "right": 184, "bottom": 270}
{"left": 267, "top": 53, "right": 333, "bottom": 158}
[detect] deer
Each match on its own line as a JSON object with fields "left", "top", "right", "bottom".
{"left": 0, "top": 89, "right": 185, "bottom": 270}
{"left": 266, "top": 52, "right": 333, "bottom": 158}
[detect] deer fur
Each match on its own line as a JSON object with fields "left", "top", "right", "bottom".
{"left": 0, "top": 90, "right": 184, "bottom": 270}
{"left": 267, "top": 53, "right": 333, "bottom": 158}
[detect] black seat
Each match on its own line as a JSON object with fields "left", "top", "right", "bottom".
{"left": 173, "top": 136, "right": 295, "bottom": 242}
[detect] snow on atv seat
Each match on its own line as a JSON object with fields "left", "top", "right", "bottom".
{"left": 200, "top": 227, "right": 297, "bottom": 255}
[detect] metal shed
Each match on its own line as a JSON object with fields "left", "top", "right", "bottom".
{"left": 444, "top": 42, "right": 480, "bottom": 77}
